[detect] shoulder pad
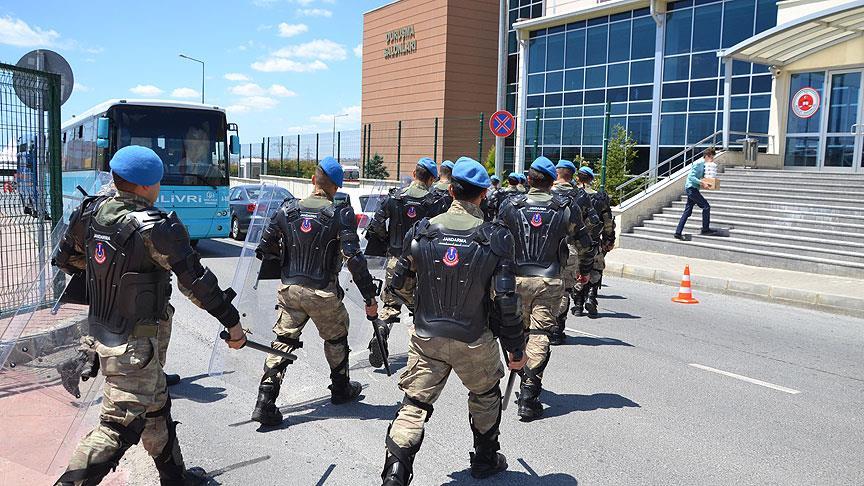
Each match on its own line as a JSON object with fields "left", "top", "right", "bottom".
{"left": 412, "top": 218, "right": 432, "bottom": 239}
{"left": 336, "top": 203, "right": 356, "bottom": 227}
{"left": 129, "top": 207, "right": 167, "bottom": 232}
{"left": 510, "top": 194, "right": 527, "bottom": 207}
{"left": 150, "top": 211, "right": 193, "bottom": 258}
{"left": 388, "top": 187, "right": 402, "bottom": 199}
{"left": 551, "top": 193, "right": 570, "bottom": 208}
{"left": 485, "top": 222, "right": 514, "bottom": 257}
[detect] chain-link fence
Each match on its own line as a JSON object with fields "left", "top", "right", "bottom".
{"left": 0, "top": 62, "right": 63, "bottom": 317}
{"left": 233, "top": 113, "right": 520, "bottom": 181}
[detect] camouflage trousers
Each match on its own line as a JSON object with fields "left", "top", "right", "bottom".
{"left": 516, "top": 276, "right": 563, "bottom": 380}
{"left": 590, "top": 249, "right": 607, "bottom": 285}
{"left": 64, "top": 306, "right": 181, "bottom": 484}
{"left": 558, "top": 242, "right": 598, "bottom": 317}
{"left": 379, "top": 256, "right": 415, "bottom": 322}
{"left": 263, "top": 283, "right": 351, "bottom": 385}
{"left": 388, "top": 330, "right": 505, "bottom": 450}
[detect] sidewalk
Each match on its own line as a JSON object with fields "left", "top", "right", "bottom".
{"left": 605, "top": 248, "right": 864, "bottom": 318}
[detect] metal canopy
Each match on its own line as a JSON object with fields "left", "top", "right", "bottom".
{"left": 719, "top": 0, "right": 864, "bottom": 66}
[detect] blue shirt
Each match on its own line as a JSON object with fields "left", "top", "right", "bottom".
{"left": 685, "top": 158, "right": 705, "bottom": 190}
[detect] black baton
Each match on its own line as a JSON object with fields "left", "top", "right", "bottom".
{"left": 220, "top": 330, "right": 298, "bottom": 361}
{"left": 501, "top": 342, "right": 517, "bottom": 411}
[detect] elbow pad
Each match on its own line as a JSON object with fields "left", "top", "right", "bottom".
{"left": 53, "top": 237, "right": 80, "bottom": 275}
{"left": 346, "top": 254, "right": 377, "bottom": 302}
{"left": 579, "top": 245, "right": 596, "bottom": 275}
{"left": 390, "top": 256, "right": 414, "bottom": 291}
{"left": 494, "top": 293, "right": 525, "bottom": 353}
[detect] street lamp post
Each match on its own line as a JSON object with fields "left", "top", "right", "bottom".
{"left": 178, "top": 53, "right": 205, "bottom": 104}
{"left": 332, "top": 113, "right": 349, "bottom": 156}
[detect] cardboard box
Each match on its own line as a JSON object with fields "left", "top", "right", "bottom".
{"left": 703, "top": 177, "right": 720, "bottom": 190}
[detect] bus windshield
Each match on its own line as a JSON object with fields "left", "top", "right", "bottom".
{"left": 111, "top": 105, "right": 228, "bottom": 187}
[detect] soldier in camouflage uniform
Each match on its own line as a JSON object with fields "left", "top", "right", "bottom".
{"left": 252, "top": 157, "right": 379, "bottom": 426}
{"left": 381, "top": 159, "right": 526, "bottom": 485}
{"left": 550, "top": 159, "right": 600, "bottom": 344}
{"left": 575, "top": 166, "right": 616, "bottom": 317}
{"left": 430, "top": 159, "right": 454, "bottom": 212}
{"left": 365, "top": 158, "right": 444, "bottom": 368}
{"left": 53, "top": 146, "right": 247, "bottom": 486}
{"left": 497, "top": 157, "right": 593, "bottom": 421}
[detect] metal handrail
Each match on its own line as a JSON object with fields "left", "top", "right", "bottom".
{"left": 614, "top": 130, "right": 774, "bottom": 205}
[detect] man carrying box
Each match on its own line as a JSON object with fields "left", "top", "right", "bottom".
{"left": 674, "top": 147, "right": 721, "bottom": 240}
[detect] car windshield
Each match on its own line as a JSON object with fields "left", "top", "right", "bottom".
{"left": 112, "top": 105, "right": 229, "bottom": 187}
{"left": 247, "top": 186, "right": 291, "bottom": 200}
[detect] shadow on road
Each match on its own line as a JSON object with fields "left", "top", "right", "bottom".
{"left": 591, "top": 310, "right": 640, "bottom": 319}
{"left": 597, "top": 294, "right": 626, "bottom": 300}
{"left": 350, "top": 352, "right": 409, "bottom": 374}
{"left": 441, "top": 457, "right": 578, "bottom": 485}
{"left": 248, "top": 388, "right": 400, "bottom": 432}
{"left": 201, "top": 455, "right": 272, "bottom": 485}
{"left": 170, "top": 373, "right": 229, "bottom": 404}
{"left": 540, "top": 391, "right": 640, "bottom": 418}
{"left": 562, "top": 336, "right": 633, "bottom": 347}
{"left": 195, "top": 239, "right": 242, "bottom": 259}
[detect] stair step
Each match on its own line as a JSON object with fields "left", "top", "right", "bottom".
{"left": 619, "top": 233, "right": 864, "bottom": 278}
{"left": 660, "top": 207, "right": 864, "bottom": 231}
{"left": 632, "top": 226, "right": 864, "bottom": 264}
{"left": 690, "top": 196, "right": 864, "bottom": 216}
{"left": 717, "top": 183, "right": 864, "bottom": 196}
{"left": 642, "top": 217, "right": 864, "bottom": 243}
{"left": 717, "top": 176, "right": 864, "bottom": 189}
{"left": 722, "top": 168, "right": 864, "bottom": 180}
{"left": 670, "top": 201, "right": 864, "bottom": 223}
{"left": 708, "top": 190, "right": 864, "bottom": 206}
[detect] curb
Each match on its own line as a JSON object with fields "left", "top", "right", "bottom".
{"left": 605, "top": 262, "right": 864, "bottom": 319}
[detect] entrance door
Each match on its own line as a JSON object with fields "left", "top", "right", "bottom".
{"left": 822, "top": 70, "right": 863, "bottom": 172}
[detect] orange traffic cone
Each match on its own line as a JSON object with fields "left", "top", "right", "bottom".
{"left": 672, "top": 265, "right": 699, "bottom": 304}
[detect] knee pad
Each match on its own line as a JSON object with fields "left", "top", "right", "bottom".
{"left": 402, "top": 394, "right": 434, "bottom": 422}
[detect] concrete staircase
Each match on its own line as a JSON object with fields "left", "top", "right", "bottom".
{"left": 619, "top": 168, "right": 864, "bottom": 277}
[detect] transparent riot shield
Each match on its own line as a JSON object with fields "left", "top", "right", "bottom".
{"left": 208, "top": 183, "right": 291, "bottom": 396}
{"left": 0, "top": 171, "right": 110, "bottom": 476}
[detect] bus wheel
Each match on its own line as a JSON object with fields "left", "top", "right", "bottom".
{"left": 230, "top": 217, "right": 243, "bottom": 241}
{"left": 190, "top": 239, "right": 199, "bottom": 248}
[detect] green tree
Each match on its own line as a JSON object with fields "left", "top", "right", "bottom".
{"left": 600, "top": 125, "right": 637, "bottom": 204}
{"left": 366, "top": 153, "right": 389, "bottom": 180}
{"left": 484, "top": 146, "right": 496, "bottom": 176}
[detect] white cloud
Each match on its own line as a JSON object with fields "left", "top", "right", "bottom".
{"left": 272, "top": 39, "right": 347, "bottom": 61}
{"left": 171, "top": 87, "right": 200, "bottom": 99}
{"left": 251, "top": 58, "right": 327, "bottom": 73}
{"left": 297, "top": 8, "right": 332, "bottom": 17}
{"left": 224, "top": 72, "right": 250, "bottom": 82}
{"left": 310, "top": 105, "right": 361, "bottom": 128}
{"left": 226, "top": 96, "right": 279, "bottom": 115}
{"left": 73, "top": 83, "right": 91, "bottom": 93}
{"left": 0, "top": 16, "right": 60, "bottom": 47}
{"left": 129, "top": 84, "right": 163, "bottom": 96}
{"left": 278, "top": 23, "right": 308, "bottom": 38}
{"left": 268, "top": 84, "right": 297, "bottom": 97}
{"left": 230, "top": 83, "right": 266, "bottom": 96}
{"left": 353, "top": 43, "right": 362, "bottom": 59}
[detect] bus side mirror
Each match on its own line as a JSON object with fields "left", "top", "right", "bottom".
{"left": 96, "top": 117, "right": 110, "bottom": 149}
{"left": 230, "top": 134, "right": 240, "bottom": 155}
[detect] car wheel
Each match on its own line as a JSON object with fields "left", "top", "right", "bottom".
{"left": 190, "top": 239, "right": 199, "bottom": 248}
{"left": 230, "top": 216, "right": 243, "bottom": 240}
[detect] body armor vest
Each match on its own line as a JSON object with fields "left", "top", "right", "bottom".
{"left": 84, "top": 200, "right": 171, "bottom": 347}
{"left": 500, "top": 194, "right": 570, "bottom": 278}
{"left": 387, "top": 190, "right": 438, "bottom": 256}
{"left": 587, "top": 190, "right": 610, "bottom": 242}
{"left": 411, "top": 221, "right": 499, "bottom": 343}
{"left": 554, "top": 185, "right": 601, "bottom": 240}
{"left": 275, "top": 199, "right": 343, "bottom": 288}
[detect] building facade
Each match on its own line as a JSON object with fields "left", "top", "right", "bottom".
{"left": 507, "top": 0, "right": 778, "bottom": 174}
{"left": 361, "top": 0, "right": 500, "bottom": 177}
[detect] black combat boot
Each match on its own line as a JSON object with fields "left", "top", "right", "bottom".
{"left": 329, "top": 374, "right": 362, "bottom": 404}
{"left": 517, "top": 379, "right": 543, "bottom": 422}
{"left": 154, "top": 459, "right": 208, "bottom": 486}
{"left": 585, "top": 283, "right": 599, "bottom": 318}
{"left": 368, "top": 320, "right": 390, "bottom": 369}
{"left": 572, "top": 287, "right": 586, "bottom": 316}
{"left": 469, "top": 412, "right": 507, "bottom": 479}
{"left": 251, "top": 383, "right": 283, "bottom": 426}
{"left": 165, "top": 373, "right": 181, "bottom": 386}
{"left": 549, "top": 313, "right": 567, "bottom": 346}
{"left": 381, "top": 450, "right": 413, "bottom": 486}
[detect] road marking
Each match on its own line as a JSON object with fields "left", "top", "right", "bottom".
{"left": 564, "top": 327, "right": 602, "bottom": 338}
{"left": 689, "top": 363, "right": 801, "bottom": 395}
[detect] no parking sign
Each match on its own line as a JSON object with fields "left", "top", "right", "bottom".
{"left": 489, "top": 110, "right": 515, "bottom": 138}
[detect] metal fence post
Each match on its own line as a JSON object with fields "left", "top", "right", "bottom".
{"left": 396, "top": 120, "right": 402, "bottom": 180}
{"left": 47, "top": 74, "right": 62, "bottom": 225}
{"left": 533, "top": 111, "right": 540, "bottom": 160}
{"left": 261, "top": 137, "right": 265, "bottom": 177}
{"left": 315, "top": 133, "right": 319, "bottom": 162}
{"left": 433, "top": 117, "right": 438, "bottom": 162}
{"left": 478, "top": 112, "right": 485, "bottom": 162}
{"left": 600, "top": 101, "right": 611, "bottom": 193}
{"left": 362, "top": 125, "right": 367, "bottom": 173}
{"left": 296, "top": 134, "right": 301, "bottom": 176}
{"left": 366, "top": 124, "right": 372, "bottom": 176}
{"left": 337, "top": 131, "right": 341, "bottom": 163}
{"left": 280, "top": 135, "right": 284, "bottom": 175}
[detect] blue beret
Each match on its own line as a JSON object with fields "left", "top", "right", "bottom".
{"left": 508, "top": 172, "right": 520, "bottom": 180}
{"left": 530, "top": 156, "right": 557, "bottom": 180}
{"left": 417, "top": 157, "right": 438, "bottom": 179}
{"left": 490, "top": 175, "right": 500, "bottom": 182}
{"left": 517, "top": 173, "right": 527, "bottom": 182}
{"left": 442, "top": 160, "right": 456, "bottom": 170}
{"left": 451, "top": 158, "right": 490, "bottom": 189}
{"left": 109, "top": 145, "right": 164, "bottom": 186}
{"left": 578, "top": 166, "right": 595, "bottom": 179}
{"left": 318, "top": 156, "right": 344, "bottom": 187}
{"left": 556, "top": 159, "right": 577, "bottom": 172}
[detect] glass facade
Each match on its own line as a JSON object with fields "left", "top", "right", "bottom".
{"left": 519, "top": 0, "right": 778, "bottom": 173}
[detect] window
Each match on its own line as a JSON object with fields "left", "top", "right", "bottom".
{"left": 690, "top": 52, "right": 718, "bottom": 79}
{"left": 546, "top": 71, "right": 564, "bottom": 92}
{"left": 528, "top": 37, "right": 546, "bottom": 73}
{"left": 692, "top": 3, "right": 722, "bottom": 51}
{"left": 631, "top": 16, "right": 656, "bottom": 59}
{"left": 722, "top": 0, "right": 754, "bottom": 48}
{"left": 586, "top": 66, "right": 606, "bottom": 88}
{"left": 786, "top": 72, "right": 824, "bottom": 134}
{"left": 665, "top": 9, "right": 693, "bottom": 55}
{"left": 547, "top": 33, "right": 565, "bottom": 71}
{"left": 630, "top": 60, "right": 654, "bottom": 84}
{"left": 609, "top": 21, "right": 631, "bottom": 62}
{"left": 661, "top": 114, "right": 687, "bottom": 145}
{"left": 564, "top": 69, "right": 584, "bottom": 90}
{"left": 586, "top": 25, "right": 608, "bottom": 65}
{"left": 608, "top": 63, "right": 629, "bottom": 86}
{"left": 664, "top": 55, "right": 690, "bottom": 81}
{"left": 565, "top": 30, "right": 586, "bottom": 68}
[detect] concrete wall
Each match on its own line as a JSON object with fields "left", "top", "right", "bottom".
{"left": 230, "top": 176, "right": 402, "bottom": 215}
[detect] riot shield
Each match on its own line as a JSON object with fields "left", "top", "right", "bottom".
{"left": 0, "top": 171, "right": 110, "bottom": 477}
{"left": 207, "top": 183, "right": 292, "bottom": 396}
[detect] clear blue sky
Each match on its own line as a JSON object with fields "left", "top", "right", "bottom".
{"left": 0, "top": 0, "right": 378, "bottom": 141}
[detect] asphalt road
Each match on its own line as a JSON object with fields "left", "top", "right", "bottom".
{"left": 114, "top": 238, "right": 864, "bottom": 486}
